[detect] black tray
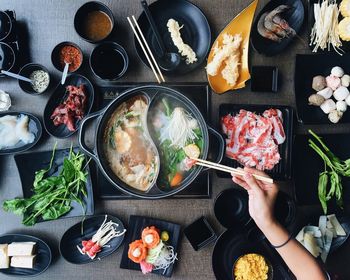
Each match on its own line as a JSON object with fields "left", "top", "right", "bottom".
{"left": 14, "top": 147, "right": 94, "bottom": 221}
{"left": 95, "top": 83, "right": 212, "bottom": 199}
{"left": 120, "top": 215, "right": 181, "bottom": 277}
{"left": 308, "top": 0, "right": 350, "bottom": 53}
{"left": 217, "top": 104, "right": 294, "bottom": 180}
{"left": 293, "top": 134, "right": 350, "bottom": 211}
{"left": 294, "top": 53, "right": 350, "bottom": 124}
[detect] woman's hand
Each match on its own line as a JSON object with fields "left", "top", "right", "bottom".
{"left": 232, "top": 167, "right": 279, "bottom": 231}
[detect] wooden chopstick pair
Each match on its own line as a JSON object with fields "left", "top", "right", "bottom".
{"left": 191, "top": 158, "right": 274, "bottom": 184}
{"left": 127, "top": 15, "right": 165, "bottom": 84}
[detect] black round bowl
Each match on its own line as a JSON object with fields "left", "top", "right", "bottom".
{"left": 0, "top": 42, "right": 16, "bottom": 75}
{"left": 51, "top": 41, "right": 83, "bottom": 72}
{"left": 74, "top": 1, "right": 115, "bottom": 43}
{"left": 214, "top": 188, "right": 251, "bottom": 229}
{"left": 0, "top": 11, "right": 12, "bottom": 41}
{"left": 89, "top": 41, "right": 128, "bottom": 81}
{"left": 18, "top": 63, "right": 51, "bottom": 95}
{"left": 232, "top": 253, "right": 273, "bottom": 280}
{"left": 135, "top": 0, "right": 211, "bottom": 75}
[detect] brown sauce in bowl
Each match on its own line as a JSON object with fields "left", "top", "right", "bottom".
{"left": 83, "top": 11, "right": 112, "bottom": 41}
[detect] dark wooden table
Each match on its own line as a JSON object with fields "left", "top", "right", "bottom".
{"left": 0, "top": 0, "right": 349, "bottom": 279}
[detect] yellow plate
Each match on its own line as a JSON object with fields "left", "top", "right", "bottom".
{"left": 207, "top": 0, "right": 259, "bottom": 94}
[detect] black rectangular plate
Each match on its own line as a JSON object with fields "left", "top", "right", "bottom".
{"left": 14, "top": 147, "right": 94, "bottom": 221}
{"left": 217, "top": 104, "right": 294, "bottom": 180}
{"left": 295, "top": 53, "right": 350, "bottom": 124}
{"left": 95, "top": 83, "right": 212, "bottom": 199}
{"left": 293, "top": 134, "right": 350, "bottom": 211}
{"left": 120, "top": 215, "right": 181, "bottom": 277}
{"left": 308, "top": 0, "right": 350, "bottom": 53}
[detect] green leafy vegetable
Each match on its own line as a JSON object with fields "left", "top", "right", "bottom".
{"left": 3, "top": 144, "right": 89, "bottom": 226}
{"left": 309, "top": 130, "right": 350, "bottom": 214}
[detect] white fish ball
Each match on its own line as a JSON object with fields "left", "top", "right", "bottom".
{"left": 320, "top": 99, "right": 336, "bottom": 114}
{"left": 331, "top": 66, "right": 345, "bottom": 78}
{"left": 317, "top": 87, "right": 333, "bottom": 99}
{"left": 328, "top": 110, "right": 343, "bottom": 124}
{"left": 336, "top": 100, "right": 347, "bottom": 112}
{"left": 333, "top": 86, "right": 350, "bottom": 101}
{"left": 341, "top": 74, "right": 350, "bottom": 87}
{"left": 346, "top": 95, "right": 350, "bottom": 106}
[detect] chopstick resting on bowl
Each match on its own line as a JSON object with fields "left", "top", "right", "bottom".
{"left": 191, "top": 158, "right": 274, "bottom": 184}
{"left": 127, "top": 16, "right": 165, "bottom": 84}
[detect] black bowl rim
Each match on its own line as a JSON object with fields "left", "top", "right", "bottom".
{"left": 0, "top": 111, "right": 42, "bottom": 155}
{"left": 0, "top": 41, "right": 16, "bottom": 72}
{"left": 18, "top": 63, "right": 51, "bottom": 95}
{"left": 43, "top": 73, "right": 95, "bottom": 139}
{"left": 59, "top": 214, "right": 125, "bottom": 265}
{"left": 51, "top": 41, "right": 83, "bottom": 72}
{"left": 0, "top": 233, "right": 52, "bottom": 277}
{"left": 73, "top": 1, "right": 115, "bottom": 44}
{"left": 89, "top": 41, "right": 129, "bottom": 81}
{"left": 133, "top": 0, "right": 212, "bottom": 75}
{"left": 0, "top": 11, "right": 13, "bottom": 42}
{"left": 214, "top": 188, "right": 252, "bottom": 229}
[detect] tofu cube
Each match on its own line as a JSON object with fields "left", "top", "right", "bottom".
{"left": 10, "top": 255, "right": 36, "bottom": 269}
{"left": 0, "top": 244, "right": 9, "bottom": 269}
{"left": 8, "top": 242, "right": 36, "bottom": 257}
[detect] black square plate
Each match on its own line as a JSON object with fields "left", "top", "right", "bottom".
{"left": 293, "top": 134, "right": 350, "bottom": 211}
{"left": 14, "top": 147, "right": 94, "bottom": 221}
{"left": 295, "top": 53, "right": 350, "bottom": 124}
{"left": 217, "top": 104, "right": 294, "bottom": 180}
{"left": 120, "top": 215, "right": 181, "bottom": 277}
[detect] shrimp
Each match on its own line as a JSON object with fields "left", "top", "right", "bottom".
{"left": 264, "top": 5, "right": 290, "bottom": 37}
{"left": 257, "top": 12, "right": 282, "bottom": 42}
{"left": 272, "top": 14, "right": 296, "bottom": 37}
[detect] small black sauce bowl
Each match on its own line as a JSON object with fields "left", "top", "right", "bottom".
{"left": 18, "top": 63, "right": 51, "bottom": 95}
{"left": 214, "top": 188, "right": 252, "bottom": 229}
{"left": 51, "top": 41, "right": 83, "bottom": 72}
{"left": 184, "top": 216, "right": 217, "bottom": 251}
{"left": 74, "top": 1, "right": 115, "bottom": 43}
{"left": 89, "top": 41, "right": 129, "bottom": 81}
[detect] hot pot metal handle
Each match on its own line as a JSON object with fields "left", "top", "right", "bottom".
{"left": 201, "top": 126, "right": 225, "bottom": 172}
{"left": 78, "top": 109, "right": 104, "bottom": 161}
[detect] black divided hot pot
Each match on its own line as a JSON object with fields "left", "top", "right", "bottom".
{"left": 79, "top": 85, "right": 224, "bottom": 199}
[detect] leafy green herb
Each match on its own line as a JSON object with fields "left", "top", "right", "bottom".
{"left": 309, "top": 130, "right": 350, "bottom": 214}
{"left": 162, "top": 98, "right": 172, "bottom": 117}
{"left": 3, "top": 145, "right": 89, "bottom": 226}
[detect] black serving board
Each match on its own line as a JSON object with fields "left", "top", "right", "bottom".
{"left": 251, "top": 0, "right": 305, "bottom": 56}
{"left": 14, "top": 147, "right": 94, "bottom": 221}
{"left": 308, "top": 0, "right": 350, "bottom": 53}
{"left": 212, "top": 229, "right": 294, "bottom": 280}
{"left": 0, "top": 234, "right": 52, "bottom": 277}
{"left": 60, "top": 214, "right": 125, "bottom": 264}
{"left": 0, "top": 111, "right": 42, "bottom": 155}
{"left": 217, "top": 104, "right": 294, "bottom": 180}
{"left": 294, "top": 53, "right": 350, "bottom": 124}
{"left": 120, "top": 215, "right": 181, "bottom": 277}
{"left": 95, "top": 83, "right": 212, "bottom": 199}
{"left": 293, "top": 133, "right": 350, "bottom": 211}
